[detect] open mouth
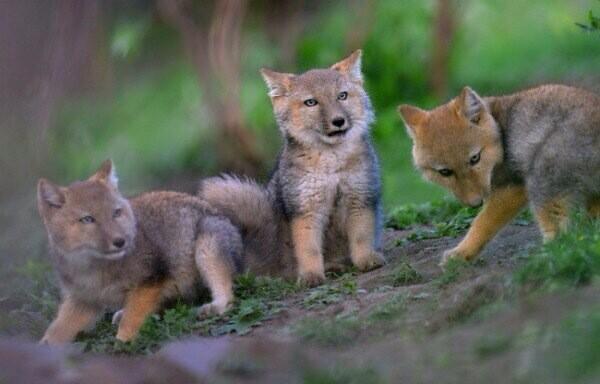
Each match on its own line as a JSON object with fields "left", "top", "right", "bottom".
{"left": 101, "top": 250, "right": 127, "bottom": 260}
{"left": 326, "top": 128, "right": 349, "bottom": 137}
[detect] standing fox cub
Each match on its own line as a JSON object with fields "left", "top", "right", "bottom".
{"left": 399, "top": 84, "right": 600, "bottom": 265}
{"left": 200, "top": 50, "right": 384, "bottom": 287}
{"left": 38, "top": 160, "right": 244, "bottom": 344}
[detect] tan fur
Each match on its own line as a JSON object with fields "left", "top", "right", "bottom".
{"left": 400, "top": 85, "right": 600, "bottom": 264}
{"left": 38, "top": 161, "right": 244, "bottom": 344}
{"left": 290, "top": 215, "right": 327, "bottom": 286}
{"left": 346, "top": 209, "right": 385, "bottom": 270}
{"left": 442, "top": 186, "right": 527, "bottom": 264}
{"left": 533, "top": 197, "right": 571, "bottom": 242}
{"left": 194, "top": 232, "right": 235, "bottom": 316}
{"left": 116, "top": 283, "right": 164, "bottom": 342}
{"left": 40, "top": 297, "right": 99, "bottom": 344}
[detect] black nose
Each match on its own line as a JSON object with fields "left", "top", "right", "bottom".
{"left": 113, "top": 238, "right": 126, "bottom": 249}
{"left": 332, "top": 117, "right": 345, "bottom": 128}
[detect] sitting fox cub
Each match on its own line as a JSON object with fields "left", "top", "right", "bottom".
{"left": 399, "top": 85, "right": 600, "bottom": 265}
{"left": 200, "top": 50, "right": 384, "bottom": 287}
{"left": 38, "top": 160, "right": 244, "bottom": 344}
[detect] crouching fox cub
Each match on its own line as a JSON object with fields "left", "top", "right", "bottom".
{"left": 399, "top": 85, "right": 600, "bottom": 265}
{"left": 38, "top": 160, "right": 243, "bottom": 344}
{"left": 200, "top": 50, "right": 384, "bottom": 287}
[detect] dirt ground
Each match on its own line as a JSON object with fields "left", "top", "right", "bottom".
{"left": 1, "top": 220, "right": 598, "bottom": 383}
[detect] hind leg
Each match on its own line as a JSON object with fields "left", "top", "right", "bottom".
{"left": 532, "top": 196, "right": 571, "bottom": 242}
{"left": 195, "top": 217, "right": 242, "bottom": 318}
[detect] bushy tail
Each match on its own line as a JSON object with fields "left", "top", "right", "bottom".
{"left": 198, "top": 175, "right": 275, "bottom": 231}
{"left": 198, "top": 175, "right": 283, "bottom": 275}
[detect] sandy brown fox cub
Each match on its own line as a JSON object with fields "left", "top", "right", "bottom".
{"left": 37, "top": 160, "right": 243, "bottom": 344}
{"left": 398, "top": 84, "right": 600, "bottom": 265}
{"left": 199, "top": 50, "right": 384, "bottom": 287}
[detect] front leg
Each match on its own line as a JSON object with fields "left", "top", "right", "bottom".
{"left": 441, "top": 185, "right": 527, "bottom": 266}
{"left": 41, "top": 297, "right": 99, "bottom": 345}
{"left": 346, "top": 208, "right": 385, "bottom": 271}
{"left": 116, "top": 283, "right": 164, "bottom": 342}
{"left": 291, "top": 214, "right": 327, "bottom": 287}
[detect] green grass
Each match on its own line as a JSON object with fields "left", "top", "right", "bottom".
{"left": 295, "top": 314, "right": 362, "bottom": 347}
{"left": 367, "top": 293, "right": 406, "bottom": 322}
{"left": 77, "top": 274, "right": 300, "bottom": 354}
{"left": 435, "top": 258, "right": 472, "bottom": 287}
{"left": 515, "top": 216, "right": 600, "bottom": 290}
{"left": 390, "top": 262, "right": 422, "bottom": 286}
{"left": 302, "top": 273, "right": 358, "bottom": 309}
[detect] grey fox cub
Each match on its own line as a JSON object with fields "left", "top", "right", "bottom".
{"left": 200, "top": 50, "right": 384, "bottom": 287}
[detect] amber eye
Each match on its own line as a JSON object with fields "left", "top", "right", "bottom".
{"left": 113, "top": 208, "right": 123, "bottom": 218}
{"left": 304, "top": 98, "right": 318, "bottom": 107}
{"left": 470, "top": 152, "right": 481, "bottom": 166}
{"left": 79, "top": 215, "right": 95, "bottom": 224}
{"left": 337, "top": 91, "right": 348, "bottom": 100}
{"left": 438, "top": 169, "right": 454, "bottom": 177}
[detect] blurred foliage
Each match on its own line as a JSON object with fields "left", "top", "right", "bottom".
{"left": 49, "top": 0, "right": 600, "bottom": 207}
{"left": 576, "top": 1, "right": 600, "bottom": 32}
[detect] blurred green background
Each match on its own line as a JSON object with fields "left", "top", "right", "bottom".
{"left": 1, "top": 0, "right": 600, "bottom": 207}
{"left": 38, "top": 0, "right": 600, "bottom": 209}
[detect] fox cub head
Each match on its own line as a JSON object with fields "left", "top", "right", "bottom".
{"left": 261, "top": 50, "right": 373, "bottom": 147}
{"left": 398, "top": 87, "right": 503, "bottom": 207}
{"left": 37, "top": 160, "right": 136, "bottom": 261}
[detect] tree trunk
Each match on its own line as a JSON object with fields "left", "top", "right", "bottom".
{"left": 158, "top": 0, "right": 263, "bottom": 176}
{"left": 431, "top": 0, "right": 455, "bottom": 101}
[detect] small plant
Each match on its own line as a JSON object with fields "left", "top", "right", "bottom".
{"left": 576, "top": 2, "right": 600, "bottom": 32}
{"left": 302, "top": 273, "right": 357, "bottom": 309}
{"left": 515, "top": 215, "right": 600, "bottom": 290}
{"left": 435, "top": 258, "right": 471, "bottom": 287}
{"left": 368, "top": 294, "right": 405, "bottom": 322}
{"left": 390, "top": 262, "right": 422, "bottom": 286}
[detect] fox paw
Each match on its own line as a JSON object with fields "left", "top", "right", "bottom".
{"left": 196, "top": 301, "right": 232, "bottom": 319}
{"left": 297, "top": 271, "right": 326, "bottom": 288}
{"left": 354, "top": 251, "right": 386, "bottom": 272}
{"left": 440, "top": 247, "right": 475, "bottom": 268}
{"left": 111, "top": 310, "right": 124, "bottom": 326}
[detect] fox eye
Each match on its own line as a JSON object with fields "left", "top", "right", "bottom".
{"left": 113, "top": 208, "right": 123, "bottom": 218}
{"left": 337, "top": 91, "right": 348, "bottom": 101}
{"left": 438, "top": 168, "right": 454, "bottom": 177}
{"left": 79, "top": 215, "right": 95, "bottom": 224}
{"left": 469, "top": 152, "right": 481, "bottom": 166}
{"left": 304, "top": 98, "right": 318, "bottom": 107}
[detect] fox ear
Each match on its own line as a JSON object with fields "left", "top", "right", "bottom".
{"left": 38, "top": 179, "right": 65, "bottom": 209}
{"left": 331, "top": 49, "right": 363, "bottom": 83}
{"left": 458, "top": 86, "right": 485, "bottom": 124}
{"left": 260, "top": 68, "right": 293, "bottom": 98}
{"left": 398, "top": 104, "right": 428, "bottom": 139}
{"left": 90, "top": 159, "right": 118, "bottom": 188}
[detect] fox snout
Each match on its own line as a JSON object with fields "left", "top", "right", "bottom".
{"left": 325, "top": 115, "right": 350, "bottom": 137}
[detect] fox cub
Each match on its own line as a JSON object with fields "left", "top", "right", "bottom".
{"left": 399, "top": 84, "right": 600, "bottom": 265}
{"left": 200, "top": 50, "right": 384, "bottom": 287}
{"left": 38, "top": 160, "right": 244, "bottom": 344}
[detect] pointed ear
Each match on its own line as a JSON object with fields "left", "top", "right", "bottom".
{"left": 89, "top": 159, "right": 118, "bottom": 188}
{"left": 458, "top": 86, "right": 485, "bottom": 124}
{"left": 398, "top": 104, "right": 428, "bottom": 139}
{"left": 331, "top": 49, "right": 363, "bottom": 82}
{"left": 260, "top": 68, "right": 293, "bottom": 98}
{"left": 38, "top": 178, "right": 65, "bottom": 209}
